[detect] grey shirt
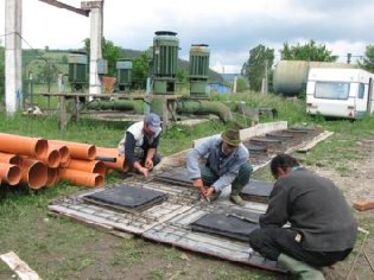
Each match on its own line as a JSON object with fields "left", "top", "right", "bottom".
{"left": 260, "top": 168, "right": 357, "bottom": 252}
{"left": 186, "top": 136, "right": 249, "bottom": 192}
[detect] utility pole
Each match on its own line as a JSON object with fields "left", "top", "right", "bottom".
{"left": 347, "top": 53, "right": 352, "bottom": 64}
{"left": 5, "top": 0, "right": 23, "bottom": 114}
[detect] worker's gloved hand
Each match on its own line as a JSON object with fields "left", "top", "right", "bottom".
{"left": 144, "top": 158, "right": 154, "bottom": 170}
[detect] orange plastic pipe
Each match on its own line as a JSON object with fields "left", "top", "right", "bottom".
{"left": 20, "top": 158, "right": 48, "bottom": 190}
{"left": 0, "top": 133, "right": 48, "bottom": 157}
{"left": 37, "top": 148, "right": 61, "bottom": 168}
{"left": 46, "top": 168, "right": 59, "bottom": 187}
{"left": 0, "top": 162, "right": 22, "bottom": 186}
{"left": 67, "top": 159, "right": 106, "bottom": 175}
{"left": 50, "top": 140, "right": 96, "bottom": 160}
{"left": 59, "top": 168, "right": 104, "bottom": 188}
{"left": 0, "top": 152, "right": 23, "bottom": 165}
{"left": 49, "top": 144, "right": 70, "bottom": 165}
{"left": 96, "top": 147, "right": 126, "bottom": 172}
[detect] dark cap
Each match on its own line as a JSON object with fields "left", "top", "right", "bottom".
{"left": 144, "top": 113, "right": 161, "bottom": 133}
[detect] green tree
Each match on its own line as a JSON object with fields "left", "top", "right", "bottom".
{"left": 358, "top": 45, "right": 374, "bottom": 73}
{"left": 84, "top": 37, "right": 123, "bottom": 76}
{"left": 236, "top": 77, "right": 249, "bottom": 92}
{"left": 132, "top": 51, "right": 151, "bottom": 89}
{"left": 281, "top": 40, "right": 337, "bottom": 62}
{"left": 241, "top": 44, "right": 274, "bottom": 91}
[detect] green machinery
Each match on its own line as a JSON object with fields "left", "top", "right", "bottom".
{"left": 68, "top": 52, "right": 88, "bottom": 91}
{"left": 189, "top": 44, "right": 210, "bottom": 98}
{"left": 152, "top": 31, "right": 179, "bottom": 95}
{"left": 116, "top": 58, "right": 133, "bottom": 92}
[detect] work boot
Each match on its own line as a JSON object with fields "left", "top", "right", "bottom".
{"left": 277, "top": 253, "right": 325, "bottom": 280}
{"left": 230, "top": 194, "right": 246, "bottom": 206}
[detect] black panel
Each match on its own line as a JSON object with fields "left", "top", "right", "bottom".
{"left": 191, "top": 213, "right": 259, "bottom": 242}
{"left": 83, "top": 185, "right": 168, "bottom": 212}
{"left": 240, "top": 180, "right": 274, "bottom": 203}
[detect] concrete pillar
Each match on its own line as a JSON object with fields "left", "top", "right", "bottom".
{"left": 233, "top": 75, "right": 238, "bottom": 93}
{"left": 5, "top": 0, "right": 23, "bottom": 114}
{"left": 82, "top": 0, "right": 104, "bottom": 98}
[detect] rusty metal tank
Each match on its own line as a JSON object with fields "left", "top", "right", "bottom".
{"left": 273, "top": 60, "right": 357, "bottom": 96}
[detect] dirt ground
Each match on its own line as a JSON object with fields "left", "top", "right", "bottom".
{"left": 309, "top": 140, "right": 374, "bottom": 280}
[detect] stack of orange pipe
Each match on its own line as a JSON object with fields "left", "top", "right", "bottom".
{"left": 0, "top": 133, "right": 128, "bottom": 189}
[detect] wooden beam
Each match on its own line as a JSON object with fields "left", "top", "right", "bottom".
{"left": 38, "top": 0, "right": 89, "bottom": 17}
{"left": 0, "top": 251, "right": 41, "bottom": 280}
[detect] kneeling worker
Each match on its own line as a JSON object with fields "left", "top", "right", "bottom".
{"left": 118, "top": 113, "right": 162, "bottom": 177}
{"left": 186, "top": 128, "right": 252, "bottom": 206}
{"left": 249, "top": 154, "right": 357, "bottom": 279}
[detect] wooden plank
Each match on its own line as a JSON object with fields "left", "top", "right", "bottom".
{"left": 296, "top": 131, "right": 334, "bottom": 153}
{"left": 38, "top": 0, "right": 89, "bottom": 17}
{"left": 0, "top": 251, "right": 41, "bottom": 280}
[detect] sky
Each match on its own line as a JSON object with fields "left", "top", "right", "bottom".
{"left": 1, "top": 0, "right": 373, "bottom": 73}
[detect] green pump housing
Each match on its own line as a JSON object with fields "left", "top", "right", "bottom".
{"left": 116, "top": 58, "right": 133, "bottom": 91}
{"left": 152, "top": 31, "right": 179, "bottom": 95}
{"left": 189, "top": 44, "right": 210, "bottom": 98}
{"left": 68, "top": 52, "right": 88, "bottom": 91}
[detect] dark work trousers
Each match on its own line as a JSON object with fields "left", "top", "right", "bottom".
{"left": 134, "top": 146, "right": 161, "bottom": 167}
{"left": 248, "top": 228, "right": 352, "bottom": 267}
{"left": 201, "top": 162, "right": 253, "bottom": 195}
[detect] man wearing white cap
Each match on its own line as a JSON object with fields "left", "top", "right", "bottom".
{"left": 118, "top": 113, "right": 162, "bottom": 177}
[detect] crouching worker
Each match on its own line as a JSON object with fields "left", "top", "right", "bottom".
{"left": 118, "top": 113, "right": 162, "bottom": 177}
{"left": 249, "top": 154, "right": 357, "bottom": 279}
{"left": 186, "top": 128, "right": 252, "bottom": 206}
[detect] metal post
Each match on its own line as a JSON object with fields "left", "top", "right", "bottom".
{"left": 233, "top": 75, "right": 238, "bottom": 93}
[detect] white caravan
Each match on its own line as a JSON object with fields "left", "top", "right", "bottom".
{"left": 306, "top": 68, "right": 374, "bottom": 119}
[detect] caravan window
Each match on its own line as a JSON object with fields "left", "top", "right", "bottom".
{"left": 314, "top": 82, "right": 350, "bottom": 100}
{"left": 358, "top": 83, "right": 365, "bottom": 99}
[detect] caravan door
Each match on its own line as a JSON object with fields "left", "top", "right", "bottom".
{"left": 355, "top": 83, "right": 368, "bottom": 118}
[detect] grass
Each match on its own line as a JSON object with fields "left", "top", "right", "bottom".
{"left": 0, "top": 91, "right": 374, "bottom": 279}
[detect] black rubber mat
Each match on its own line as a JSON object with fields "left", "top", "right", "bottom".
{"left": 250, "top": 137, "right": 282, "bottom": 144}
{"left": 265, "top": 132, "right": 294, "bottom": 140}
{"left": 244, "top": 144, "right": 268, "bottom": 153}
{"left": 240, "top": 180, "right": 274, "bottom": 203}
{"left": 83, "top": 185, "right": 168, "bottom": 212}
{"left": 287, "top": 127, "right": 313, "bottom": 134}
{"left": 154, "top": 167, "right": 192, "bottom": 186}
{"left": 190, "top": 213, "right": 259, "bottom": 242}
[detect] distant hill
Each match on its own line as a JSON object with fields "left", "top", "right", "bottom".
{"left": 22, "top": 48, "right": 223, "bottom": 82}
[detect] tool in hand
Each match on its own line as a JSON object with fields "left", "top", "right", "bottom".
{"left": 227, "top": 213, "right": 258, "bottom": 224}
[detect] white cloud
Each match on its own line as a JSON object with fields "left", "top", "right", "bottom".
{"left": 0, "top": 0, "right": 373, "bottom": 73}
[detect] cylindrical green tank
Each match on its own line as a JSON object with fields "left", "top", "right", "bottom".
{"left": 68, "top": 52, "right": 88, "bottom": 91}
{"left": 189, "top": 44, "right": 210, "bottom": 98}
{"left": 273, "top": 60, "right": 357, "bottom": 96}
{"left": 152, "top": 31, "right": 179, "bottom": 95}
{"left": 116, "top": 58, "right": 133, "bottom": 91}
{"left": 189, "top": 44, "right": 210, "bottom": 79}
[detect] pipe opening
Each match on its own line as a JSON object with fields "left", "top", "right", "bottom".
{"left": 87, "top": 146, "right": 97, "bottom": 160}
{"left": 35, "top": 139, "right": 48, "bottom": 157}
{"left": 28, "top": 162, "right": 48, "bottom": 189}
{"left": 9, "top": 155, "right": 23, "bottom": 166}
{"left": 7, "top": 165, "right": 21, "bottom": 186}
{"left": 59, "top": 146, "right": 70, "bottom": 163}
{"left": 47, "top": 150, "right": 61, "bottom": 168}
{"left": 94, "top": 174, "right": 104, "bottom": 187}
{"left": 93, "top": 161, "right": 106, "bottom": 175}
